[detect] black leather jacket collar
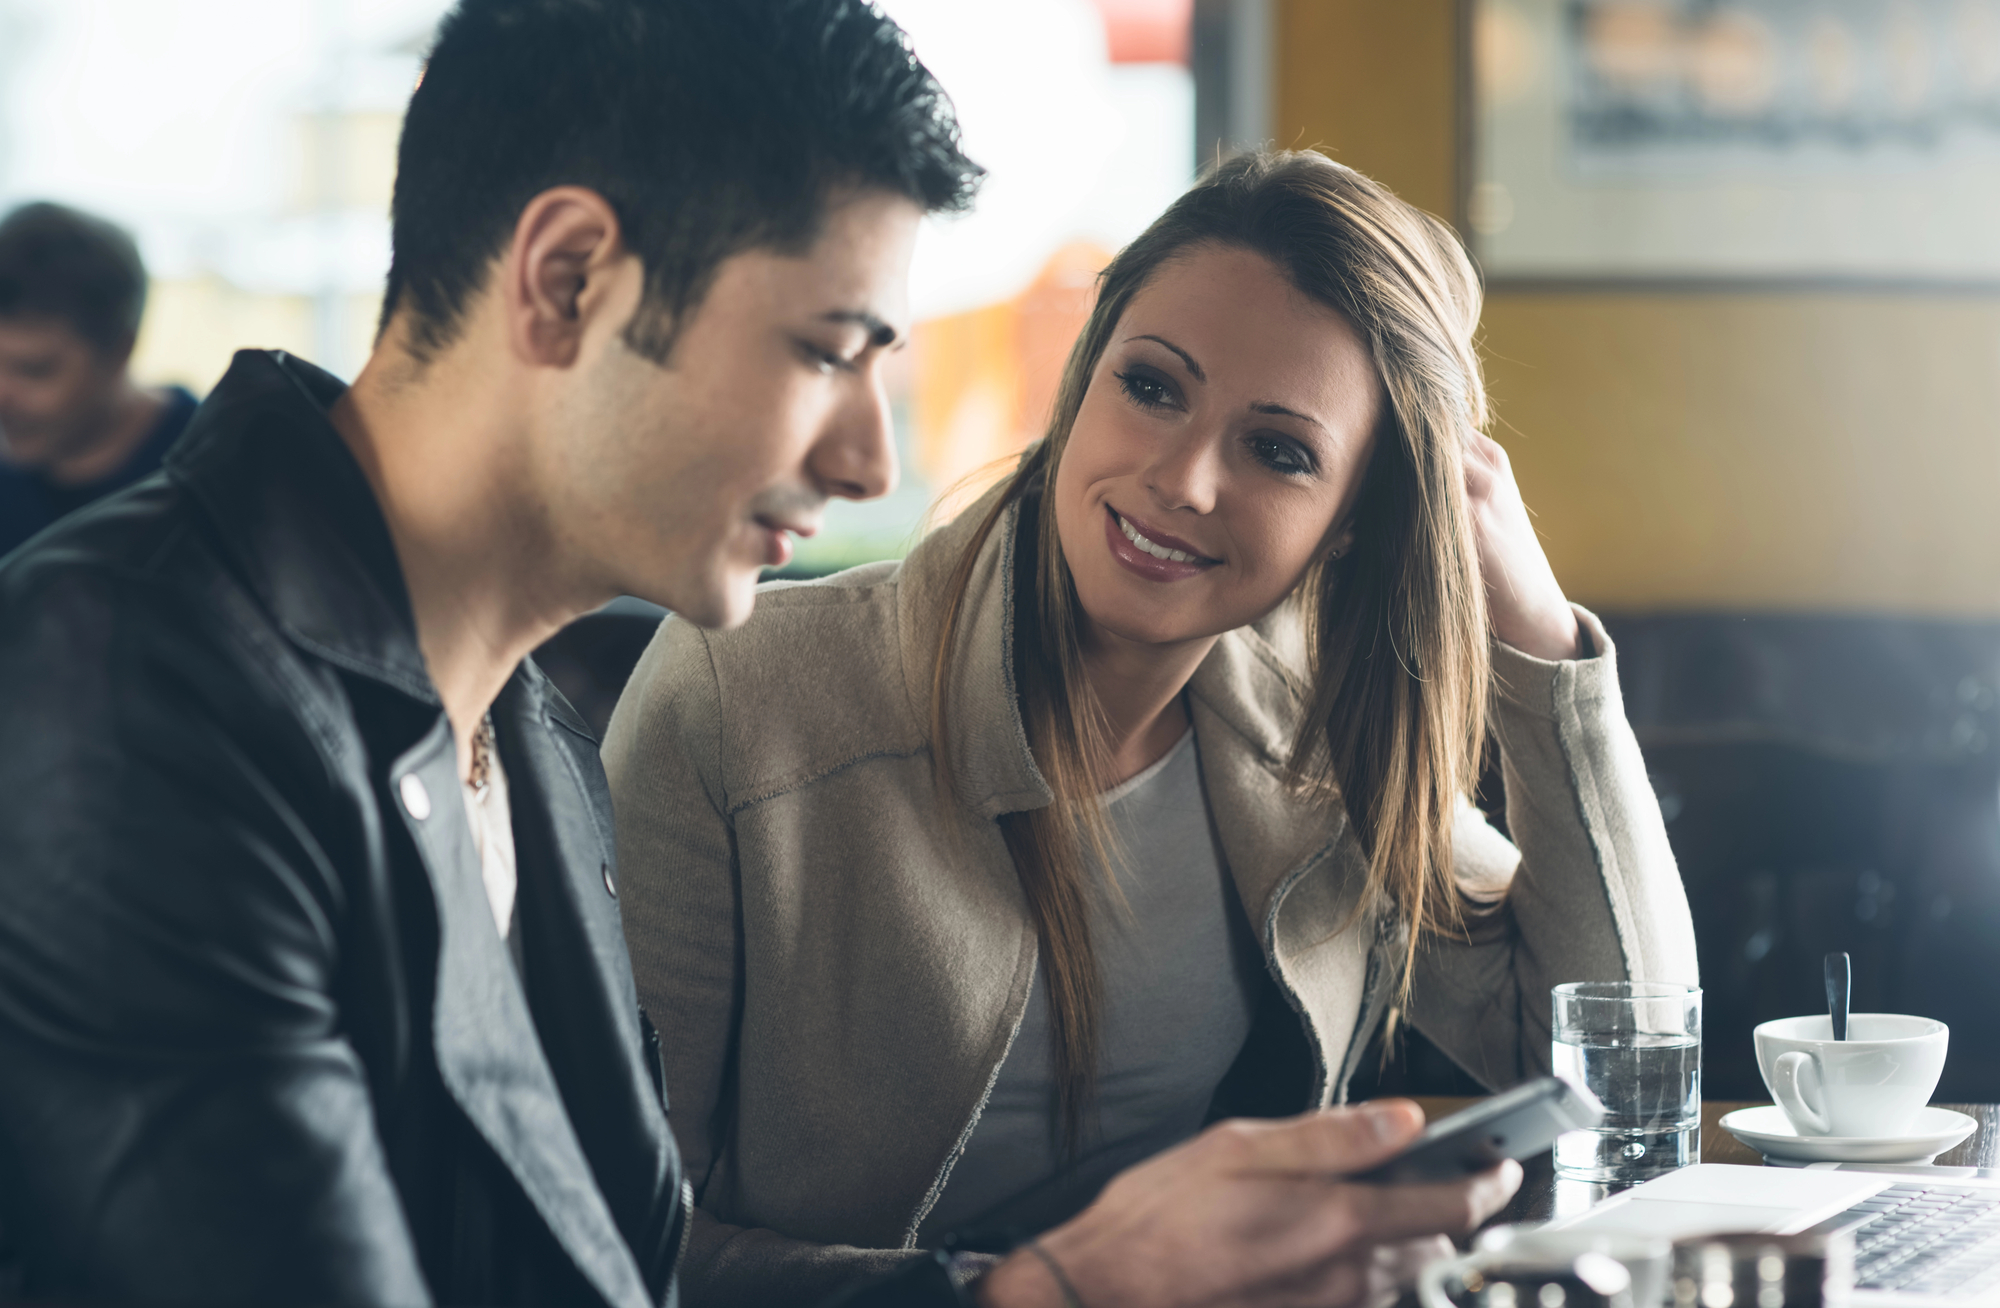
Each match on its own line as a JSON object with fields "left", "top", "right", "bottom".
{"left": 167, "top": 349, "right": 439, "bottom": 704}
{"left": 0, "top": 346, "right": 961, "bottom": 1308}
{"left": 0, "top": 348, "right": 682, "bottom": 1308}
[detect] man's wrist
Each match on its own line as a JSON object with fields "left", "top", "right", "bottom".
{"left": 972, "top": 1250, "right": 1065, "bottom": 1308}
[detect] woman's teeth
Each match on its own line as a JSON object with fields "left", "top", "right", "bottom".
{"left": 1117, "top": 512, "right": 1204, "bottom": 564}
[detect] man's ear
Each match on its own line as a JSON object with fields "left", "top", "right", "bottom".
{"left": 502, "top": 186, "right": 632, "bottom": 368}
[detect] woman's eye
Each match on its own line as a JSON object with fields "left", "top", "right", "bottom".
{"left": 1249, "top": 434, "right": 1314, "bottom": 476}
{"left": 1115, "top": 370, "right": 1176, "bottom": 410}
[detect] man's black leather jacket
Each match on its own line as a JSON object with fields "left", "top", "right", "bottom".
{"left": 0, "top": 350, "right": 974, "bottom": 1308}
{"left": 0, "top": 350, "right": 693, "bottom": 1305}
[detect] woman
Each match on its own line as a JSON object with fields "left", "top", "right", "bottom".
{"left": 603, "top": 150, "right": 1697, "bottom": 1305}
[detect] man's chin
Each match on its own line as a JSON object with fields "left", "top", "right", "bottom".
{"left": 661, "top": 571, "right": 760, "bottom": 631}
{"left": 706, "top": 596, "right": 758, "bottom": 631}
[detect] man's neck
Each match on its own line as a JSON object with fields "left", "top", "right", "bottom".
{"left": 45, "top": 380, "right": 165, "bottom": 488}
{"left": 329, "top": 342, "right": 605, "bottom": 781}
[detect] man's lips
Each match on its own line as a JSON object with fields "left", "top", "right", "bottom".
{"left": 753, "top": 516, "right": 819, "bottom": 570}
{"left": 757, "top": 515, "right": 820, "bottom": 540}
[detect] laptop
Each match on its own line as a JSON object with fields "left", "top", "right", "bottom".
{"left": 1551, "top": 1162, "right": 2000, "bottom": 1304}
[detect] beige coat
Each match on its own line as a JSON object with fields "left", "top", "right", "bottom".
{"left": 603, "top": 493, "right": 1698, "bottom": 1306}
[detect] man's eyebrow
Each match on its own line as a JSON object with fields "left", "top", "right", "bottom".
{"left": 1251, "top": 400, "right": 1325, "bottom": 432}
{"left": 1129, "top": 333, "right": 1204, "bottom": 384}
{"left": 824, "top": 309, "right": 900, "bottom": 348}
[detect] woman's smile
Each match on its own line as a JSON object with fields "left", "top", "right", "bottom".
{"left": 1055, "top": 244, "right": 1382, "bottom": 649}
{"left": 1103, "top": 503, "right": 1221, "bottom": 582}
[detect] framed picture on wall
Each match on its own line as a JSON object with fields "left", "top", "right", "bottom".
{"left": 1467, "top": 0, "right": 2000, "bottom": 285}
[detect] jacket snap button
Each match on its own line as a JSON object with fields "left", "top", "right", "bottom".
{"left": 602, "top": 862, "right": 616, "bottom": 898}
{"left": 399, "top": 774, "right": 432, "bottom": 821}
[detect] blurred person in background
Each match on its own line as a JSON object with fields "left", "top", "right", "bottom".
{"left": 607, "top": 149, "right": 1697, "bottom": 1307}
{"left": 0, "top": 3, "right": 1522, "bottom": 1308}
{"left": 0, "top": 201, "right": 197, "bottom": 558}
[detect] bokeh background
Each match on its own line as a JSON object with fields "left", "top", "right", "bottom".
{"left": 10, "top": 0, "right": 2000, "bottom": 1105}
{"left": 0, "top": 0, "right": 1197, "bottom": 571}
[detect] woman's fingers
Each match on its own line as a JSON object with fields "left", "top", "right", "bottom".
{"left": 1460, "top": 430, "right": 1582, "bottom": 659}
{"left": 1463, "top": 431, "right": 1511, "bottom": 505}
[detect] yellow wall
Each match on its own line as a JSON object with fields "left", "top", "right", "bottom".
{"left": 1276, "top": 0, "right": 2000, "bottom": 617}
{"left": 132, "top": 279, "right": 383, "bottom": 396}
{"left": 1276, "top": 0, "right": 1460, "bottom": 219}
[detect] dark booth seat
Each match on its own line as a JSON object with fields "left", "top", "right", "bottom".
{"left": 1604, "top": 611, "right": 2000, "bottom": 1104}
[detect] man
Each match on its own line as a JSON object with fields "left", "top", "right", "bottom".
{"left": 0, "top": 2, "right": 1516, "bottom": 1306}
{"left": 0, "top": 202, "right": 198, "bottom": 558}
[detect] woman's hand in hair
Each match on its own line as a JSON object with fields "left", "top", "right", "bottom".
{"left": 973, "top": 1099, "right": 1520, "bottom": 1308}
{"left": 1463, "top": 432, "right": 1582, "bottom": 661}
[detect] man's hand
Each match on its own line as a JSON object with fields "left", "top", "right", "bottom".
{"left": 1464, "top": 431, "right": 1581, "bottom": 662}
{"left": 975, "top": 1100, "right": 1521, "bottom": 1308}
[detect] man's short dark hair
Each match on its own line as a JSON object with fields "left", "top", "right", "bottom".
{"left": 0, "top": 202, "right": 149, "bottom": 355}
{"left": 385, "top": 0, "right": 983, "bottom": 363}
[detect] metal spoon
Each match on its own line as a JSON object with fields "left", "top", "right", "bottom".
{"left": 1826, "top": 951, "right": 1851, "bottom": 1041}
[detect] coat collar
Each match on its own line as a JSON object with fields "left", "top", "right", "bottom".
{"left": 389, "top": 707, "right": 654, "bottom": 1308}
{"left": 170, "top": 352, "right": 669, "bottom": 1304}
{"left": 498, "top": 670, "right": 686, "bottom": 1301}
{"left": 894, "top": 487, "right": 1051, "bottom": 822}
{"left": 892, "top": 477, "right": 1350, "bottom": 923}
{"left": 166, "top": 349, "right": 436, "bottom": 704}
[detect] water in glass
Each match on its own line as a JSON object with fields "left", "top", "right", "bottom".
{"left": 1552, "top": 1030, "right": 1700, "bottom": 1181}
{"left": 1552, "top": 980, "right": 1702, "bottom": 1184}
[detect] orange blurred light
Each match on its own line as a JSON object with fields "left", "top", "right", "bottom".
{"left": 1090, "top": 0, "right": 1191, "bottom": 65}
{"left": 913, "top": 242, "right": 1112, "bottom": 514}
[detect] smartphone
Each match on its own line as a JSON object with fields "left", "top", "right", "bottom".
{"left": 1350, "top": 1076, "right": 1605, "bottom": 1184}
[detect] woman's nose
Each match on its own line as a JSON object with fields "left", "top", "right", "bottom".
{"left": 1143, "top": 431, "right": 1220, "bottom": 515}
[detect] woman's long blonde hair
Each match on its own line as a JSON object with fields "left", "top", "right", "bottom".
{"left": 931, "top": 150, "right": 1491, "bottom": 1149}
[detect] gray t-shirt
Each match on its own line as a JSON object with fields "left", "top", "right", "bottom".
{"left": 919, "top": 727, "right": 1267, "bottom": 1240}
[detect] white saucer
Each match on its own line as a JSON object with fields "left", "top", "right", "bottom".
{"left": 1719, "top": 1104, "right": 1978, "bottom": 1165}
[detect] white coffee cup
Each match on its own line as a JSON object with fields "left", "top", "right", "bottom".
{"left": 1753, "top": 1013, "right": 1948, "bottom": 1138}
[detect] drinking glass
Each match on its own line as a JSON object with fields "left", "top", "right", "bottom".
{"left": 1551, "top": 980, "right": 1702, "bottom": 1184}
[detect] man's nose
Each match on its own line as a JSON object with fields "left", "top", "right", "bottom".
{"left": 814, "top": 376, "right": 898, "bottom": 503}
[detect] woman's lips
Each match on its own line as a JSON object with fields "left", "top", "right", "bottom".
{"left": 1102, "top": 505, "right": 1220, "bottom": 583}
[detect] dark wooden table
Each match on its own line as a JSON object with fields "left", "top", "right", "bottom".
{"left": 1412, "top": 1098, "right": 2000, "bottom": 1227}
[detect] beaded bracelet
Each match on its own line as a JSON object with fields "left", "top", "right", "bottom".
{"left": 1025, "top": 1239, "right": 1085, "bottom": 1308}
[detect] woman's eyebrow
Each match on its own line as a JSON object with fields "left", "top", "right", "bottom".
{"left": 1129, "top": 333, "right": 1205, "bottom": 383}
{"left": 1250, "top": 400, "right": 1325, "bottom": 432}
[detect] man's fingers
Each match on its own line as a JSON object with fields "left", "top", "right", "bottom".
{"left": 1340, "top": 1160, "right": 1524, "bottom": 1245}
{"left": 1207, "top": 1101, "right": 1427, "bottom": 1176}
